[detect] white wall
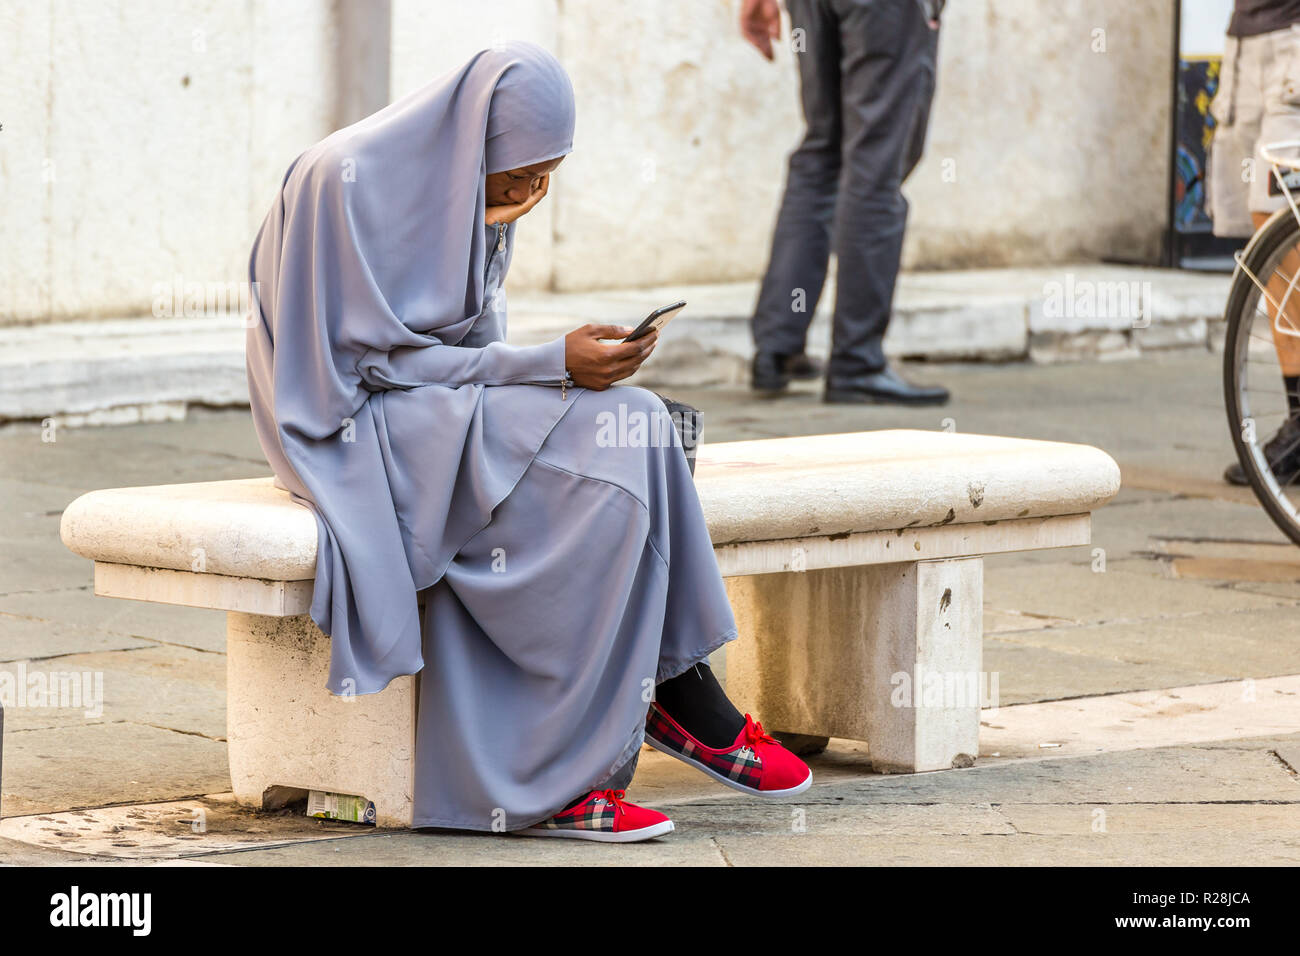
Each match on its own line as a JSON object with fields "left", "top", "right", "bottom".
{"left": 390, "top": 0, "right": 559, "bottom": 291}
{"left": 0, "top": 0, "right": 1178, "bottom": 324}
{"left": 904, "top": 0, "right": 1175, "bottom": 269}
{"left": 0, "top": 0, "right": 337, "bottom": 324}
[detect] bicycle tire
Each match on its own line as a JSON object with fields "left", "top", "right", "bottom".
{"left": 1223, "top": 205, "right": 1300, "bottom": 546}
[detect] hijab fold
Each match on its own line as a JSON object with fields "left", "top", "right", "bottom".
{"left": 245, "top": 43, "right": 577, "bottom": 694}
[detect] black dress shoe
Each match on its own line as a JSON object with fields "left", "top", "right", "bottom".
{"left": 824, "top": 365, "right": 950, "bottom": 406}
{"left": 784, "top": 352, "right": 824, "bottom": 380}
{"left": 751, "top": 350, "right": 824, "bottom": 393}
{"left": 1224, "top": 414, "right": 1300, "bottom": 485}
{"left": 751, "top": 350, "right": 791, "bottom": 392}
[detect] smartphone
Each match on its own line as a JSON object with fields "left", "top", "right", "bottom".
{"left": 623, "top": 300, "right": 686, "bottom": 342}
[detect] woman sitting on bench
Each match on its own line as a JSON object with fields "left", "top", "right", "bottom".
{"left": 244, "top": 42, "right": 810, "bottom": 842}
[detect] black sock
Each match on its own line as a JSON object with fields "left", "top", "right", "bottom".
{"left": 654, "top": 662, "right": 746, "bottom": 748}
{"left": 1287, "top": 375, "right": 1300, "bottom": 416}
{"left": 559, "top": 791, "right": 590, "bottom": 812}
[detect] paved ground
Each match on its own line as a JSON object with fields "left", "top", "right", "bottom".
{"left": 2, "top": 347, "right": 1299, "bottom": 864}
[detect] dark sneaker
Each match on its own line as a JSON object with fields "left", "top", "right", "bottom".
{"left": 752, "top": 351, "right": 824, "bottom": 392}
{"left": 752, "top": 350, "right": 792, "bottom": 393}
{"left": 1224, "top": 415, "right": 1300, "bottom": 485}
{"left": 784, "top": 352, "right": 824, "bottom": 380}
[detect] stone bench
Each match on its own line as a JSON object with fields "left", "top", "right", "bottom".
{"left": 59, "top": 428, "right": 1120, "bottom": 827}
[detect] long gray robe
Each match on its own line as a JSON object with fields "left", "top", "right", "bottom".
{"left": 409, "top": 226, "right": 738, "bottom": 829}
{"left": 245, "top": 43, "right": 737, "bottom": 830}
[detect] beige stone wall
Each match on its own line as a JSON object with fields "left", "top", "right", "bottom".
{"left": 906, "top": 0, "right": 1175, "bottom": 269}
{"left": 550, "top": 0, "right": 801, "bottom": 292}
{"left": 390, "top": 0, "right": 560, "bottom": 292}
{"left": 1, "top": 0, "right": 338, "bottom": 325}
{"left": 0, "top": 0, "right": 1177, "bottom": 324}
{"left": 392, "top": 0, "right": 1175, "bottom": 288}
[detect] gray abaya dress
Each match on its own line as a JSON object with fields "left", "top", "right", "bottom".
{"left": 244, "top": 43, "right": 739, "bottom": 832}
{"left": 410, "top": 224, "right": 738, "bottom": 830}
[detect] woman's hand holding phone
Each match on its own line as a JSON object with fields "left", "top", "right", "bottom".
{"left": 563, "top": 324, "right": 659, "bottom": 390}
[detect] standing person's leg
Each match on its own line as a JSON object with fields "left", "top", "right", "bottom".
{"left": 823, "top": 0, "right": 948, "bottom": 405}
{"left": 1253, "top": 27, "right": 1300, "bottom": 421}
{"left": 750, "top": 0, "right": 842, "bottom": 391}
{"left": 1215, "top": 29, "right": 1300, "bottom": 483}
{"left": 900, "top": 5, "right": 940, "bottom": 184}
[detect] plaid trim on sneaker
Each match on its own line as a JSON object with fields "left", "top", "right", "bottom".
{"left": 645, "top": 702, "right": 763, "bottom": 788}
{"left": 644, "top": 702, "right": 813, "bottom": 798}
{"left": 535, "top": 792, "right": 619, "bottom": 832}
{"left": 516, "top": 789, "right": 674, "bottom": 843}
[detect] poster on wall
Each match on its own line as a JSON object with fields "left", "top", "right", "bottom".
{"left": 1170, "top": 0, "right": 1245, "bottom": 269}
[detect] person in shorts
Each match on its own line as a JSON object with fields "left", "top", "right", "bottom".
{"left": 1209, "top": 1, "right": 1300, "bottom": 484}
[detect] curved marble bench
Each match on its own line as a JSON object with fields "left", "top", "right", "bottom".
{"left": 60, "top": 429, "right": 1120, "bottom": 827}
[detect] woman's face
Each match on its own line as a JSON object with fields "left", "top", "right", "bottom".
{"left": 485, "top": 156, "right": 564, "bottom": 207}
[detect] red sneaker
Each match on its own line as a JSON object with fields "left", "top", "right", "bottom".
{"left": 517, "top": 789, "right": 674, "bottom": 843}
{"left": 644, "top": 703, "right": 813, "bottom": 797}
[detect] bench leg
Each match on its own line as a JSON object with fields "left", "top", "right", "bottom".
{"left": 226, "top": 612, "right": 417, "bottom": 827}
{"left": 724, "top": 557, "right": 985, "bottom": 773}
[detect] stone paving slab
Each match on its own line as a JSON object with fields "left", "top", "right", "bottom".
{"left": 1, "top": 716, "right": 1294, "bottom": 866}
{"left": 1231, "top": 580, "right": 1300, "bottom": 601}
{"left": 978, "top": 676, "right": 1300, "bottom": 760}
{"left": 0, "top": 478, "right": 85, "bottom": 540}
{"left": 999, "top": 802, "right": 1300, "bottom": 835}
{"left": 205, "top": 828, "right": 1300, "bottom": 867}
{"left": 993, "top": 607, "right": 1300, "bottom": 677}
{"left": 811, "top": 745, "right": 1299, "bottom": 806}
{"left": 1085, "top": 496, "right": 1290, "bottom": 562}
{"left": 982, "top": 639, "right": 1227, "bottom": 706}
{"left": 203, "top": 827, "right": 732, "bottom": 867}
{"left": 0, "top": 588, "right": 226, "bottom": 655}
{"left": 1, "top": 645, "right": 225, "bottom": 738}
{"left": 3, "top": 346, "right": 1300, "bottom": 865}
{"left": 1, "top": 722, "right": 229, "bottom": 817}
{"left": 0, "top": 836, "right": 129, "bottom": 867}
{"left": 0, "top": 537, "right": 98, "bottom": 594}
{"left": 1276, "top": 746, "right": 1300, "bottom": 775}
{"left": 1149, "top": 537, "right": 1300, "bottom": 582}
{"left": 0, "top": 614, "right": 153, "bottom": 663}
{"left": 983, "top": 561, "right": 1292, "bottom": 626}
{"left": 710, "top": 832, "right": 1300, "bottom": 867}
{"left": 0, "top": 424, "right": 269, "bottom": 489}
{"left": 0, "top": 795, "right": 357, "bottom": 860}
{"left": 69, "top": 734, "right": 1300, "bottom": 867}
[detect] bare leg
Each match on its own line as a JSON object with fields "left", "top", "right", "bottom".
{"left": 1252, "top": 210, "right": 1300, "bottom": 378}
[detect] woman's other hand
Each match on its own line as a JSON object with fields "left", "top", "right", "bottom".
{"left": 740, "top": 0, "right": 782, "bottom": 61}
{"left": 564, "top": 324, "right": 660, "bottom": 390}
{"left": 485, "top": 172, "right": 551, "bottom": 226}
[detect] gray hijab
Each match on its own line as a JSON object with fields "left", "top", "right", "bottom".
{"left": 245, "top": 43, "right": 576, "bottom": 694}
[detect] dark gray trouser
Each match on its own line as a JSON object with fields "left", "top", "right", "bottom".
{"left": 751, "top": 0, "right": 939, "bottom": 379}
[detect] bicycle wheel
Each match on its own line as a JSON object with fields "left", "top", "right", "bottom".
{"left": 1223, "top": 205, "right": 1300, "bottom": 546}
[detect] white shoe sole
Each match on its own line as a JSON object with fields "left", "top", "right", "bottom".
{"left": 515, "top": 818, "right": 675, "bottom": 843}
{"left": 644, "top": 736, "right": 814, "bottom": 798}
